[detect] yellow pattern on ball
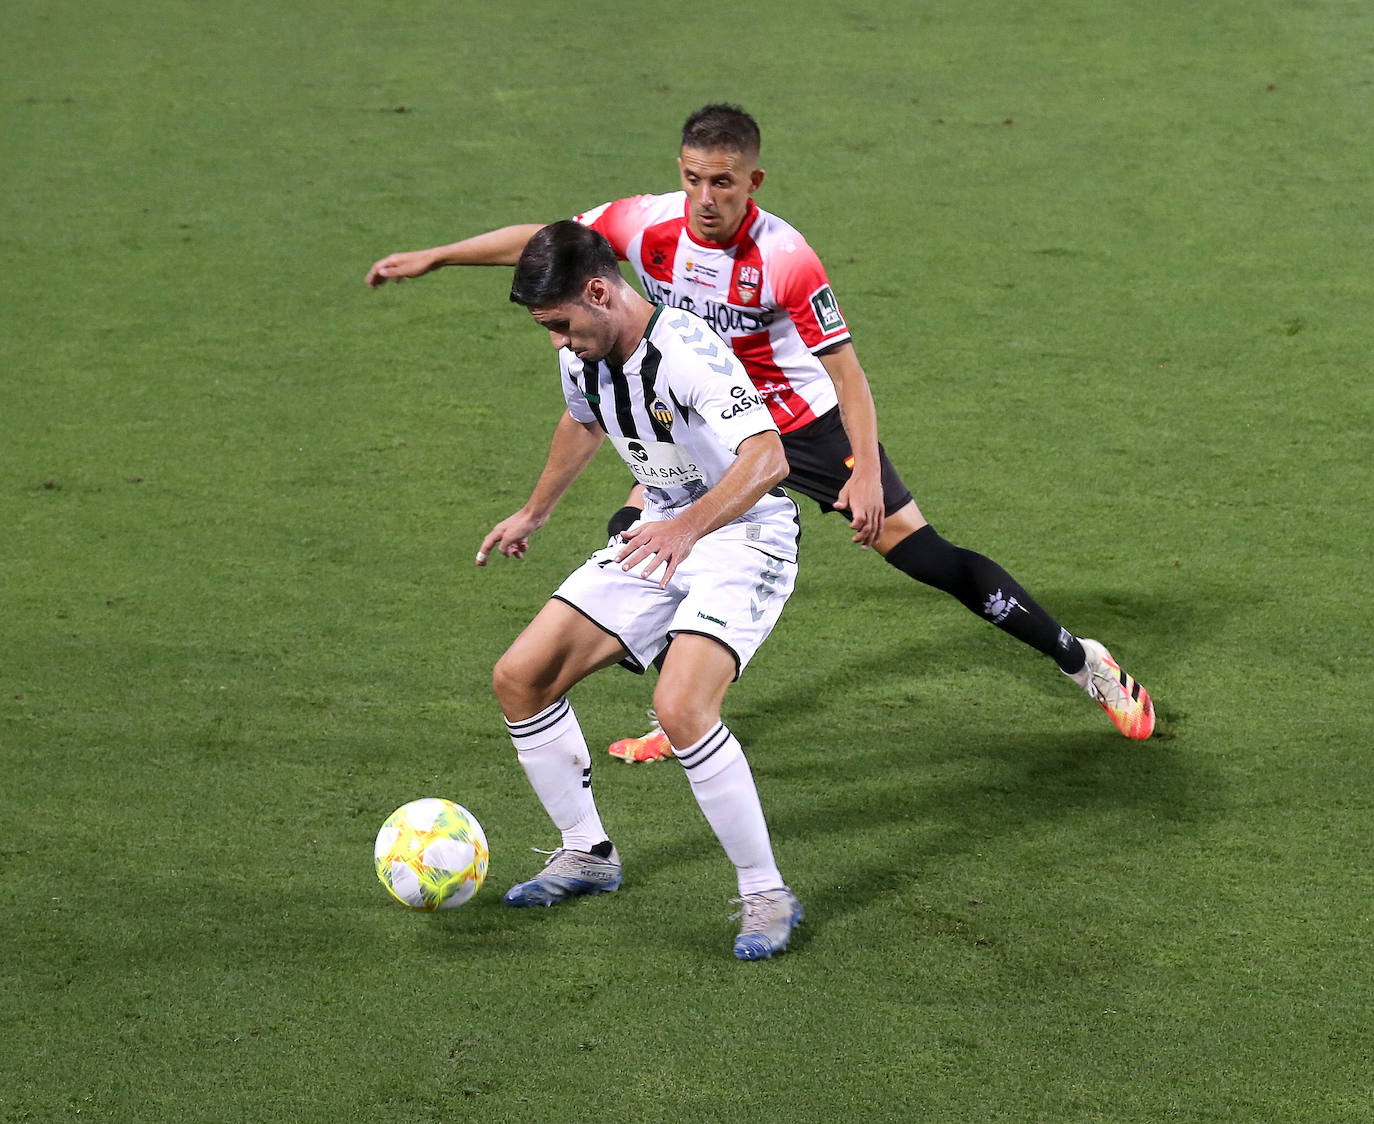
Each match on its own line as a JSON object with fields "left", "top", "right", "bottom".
{"left": 374, "top": 798, "right": 489, "bottom": 911}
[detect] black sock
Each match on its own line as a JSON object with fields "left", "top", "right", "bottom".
{"left": 884, "top": 526, "right": 1086, "bottom": 673}
{"left": 606, "top": 505, "right": 642, "bottom": 538}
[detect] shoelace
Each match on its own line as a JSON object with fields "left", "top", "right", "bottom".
{"left": 729, "top": 891, "right": 789, "bottom": 926}
{"left": 527, "top": 846, "right": 576, "bottom": 872}
{"left": 528, "top": 846, "right": 617, "bottom": 875}
{"left": 1088, "top": 664, "right": 1131, "bottom": 708}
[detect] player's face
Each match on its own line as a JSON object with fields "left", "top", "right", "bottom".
{"left": 529, "top": 288, "right": 618, "bottom": 363}
{"left": 678, "top": 146, "right": 765, "bottom": 244}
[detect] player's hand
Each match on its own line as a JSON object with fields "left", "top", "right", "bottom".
{"left": 836, "top": 470, "right": 885, "bottom": 549}
{"left": 614, "top": 519, "right": 698, "bottom": 589}
{"left": 476, "top": 510, "right": 544, "bottom": 566}
{"left": 366, "top": 250, "right": 437, "bottom": 288}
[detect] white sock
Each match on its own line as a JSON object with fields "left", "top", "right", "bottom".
{"left": 678, "top": 724, "right": 783, "bottom": 896}
{"left": 505, "top": 697, "right": 608, "bottom": 853}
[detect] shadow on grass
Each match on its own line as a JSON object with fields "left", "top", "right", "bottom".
{"left": 621, "top": 725, "right": 1215, "bottom": 948}
{"left": 416, "top": 577, "right": 1225, "bottom": 957}
{"left": 612, "top": 577, "right": 1227, "bottom": 950}
{"left": 778, "top": 731, "right": 1211, "bottom": 931}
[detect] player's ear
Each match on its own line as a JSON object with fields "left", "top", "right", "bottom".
{"left": 584, "top": 276, "right": 610, "bottom": 307}
{"left": 749, "top": 167, "right": 765, "bottom": 194}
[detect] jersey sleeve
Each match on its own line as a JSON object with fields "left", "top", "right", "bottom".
{"left": 574, "top": 196, "right": 655, "bottom": 261}
{"left": 560, "top": 353, "right": 597, "bottom": 424}
{"left": 767, "top": 234, "right": 851, "bottom": 352}
{"left": 661, "top": 316, "right": 779, "bottom": 453}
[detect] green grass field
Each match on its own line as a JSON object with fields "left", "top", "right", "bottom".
{"left": 4, "top": 1, "right": 1372, "bottom": 1119}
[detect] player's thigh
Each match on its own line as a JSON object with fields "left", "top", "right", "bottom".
{"left": 553, "top": 545, "right": 681, "bottom": 674}
{"left": 493, "top": 598, "right": 627, "bottom": 714}
{"left": 873, "top": 500, "right": 928, "bottom": 555}
{"left": 654, "top": 633, "right": 738, "bottom": 747}
{"left": 668, "top": 536, "right": 797, "bottom": 677}
{"left": 781, "top": 410, "right": 915, "bottom": 518}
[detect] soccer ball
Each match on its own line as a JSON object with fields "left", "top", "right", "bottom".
{"left": 374, "top": 798, "right": 489, "bottom": 910}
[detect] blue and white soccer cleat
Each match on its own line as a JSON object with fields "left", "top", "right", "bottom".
{"left": 731, "top": 887, "right": 803, "bottom": 960}
{"left": 503, "top": 845, "right": 622, "bottom": 908}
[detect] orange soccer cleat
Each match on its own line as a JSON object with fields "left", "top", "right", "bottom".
{"left": 1075, "top": 638, "right": 1155, "bottom": 740}
{"left": 608, "top": 719, "right": 675, "bottom": 763}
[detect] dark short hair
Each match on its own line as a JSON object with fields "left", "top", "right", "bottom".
{"left": 509, "top": 221, "right": 621, "bottom": 308}
{"left": 681, "top": 103, "right": 761, "bottom": 160}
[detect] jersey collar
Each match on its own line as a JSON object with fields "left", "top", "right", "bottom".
{"left": 643, "top": 304, "right": 665, "bottom": 338}
{"left": 605, "top": 305, "right": 663, "bottom": 369}
{"left": 680, "top": 197, "right": 759, "bottom": 250}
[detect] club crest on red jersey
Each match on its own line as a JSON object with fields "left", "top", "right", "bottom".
{"left": 735, "top": 264, "right": 762, "bottom": 306}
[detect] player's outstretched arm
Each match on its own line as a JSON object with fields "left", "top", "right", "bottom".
{"left": 819, "top": 343, "right": 886, "bottom": 548}
{"left": 476, "top": 410, "right": 605, "bottom": 566}
{"left": 366, "top": 224, "right": 547, "bottom": 287}
{"left": 615, "top": 431, "right": 787, "bottom": 588}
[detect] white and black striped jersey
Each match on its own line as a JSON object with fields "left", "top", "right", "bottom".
{"left": 560, "top": 305, "right": 799, "bottom": 562}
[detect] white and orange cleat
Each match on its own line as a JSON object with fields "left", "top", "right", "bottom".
{"left": 1071, "top": 638, "right": 1155, "bottom": 739}
{"left": 608, "top": 711, "right": 675, "bottom": 763}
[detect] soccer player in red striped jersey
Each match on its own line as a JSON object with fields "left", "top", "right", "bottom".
{"left": 366, "top": 104, "right": 1155, "bottom": 744}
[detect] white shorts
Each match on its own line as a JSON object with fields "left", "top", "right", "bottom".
{"left": 552, "top": 521, "right": 798, "bottom": 679}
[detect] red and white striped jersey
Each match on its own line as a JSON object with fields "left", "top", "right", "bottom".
{"left": 574, "top": 193, "right": 850, "bottom": 434}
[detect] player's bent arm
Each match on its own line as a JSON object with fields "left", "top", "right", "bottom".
{"left": 819, "top": 343, "right": 882, "bottom": 475}
{"left": 366, "top": 224, "right": 547, "bottom": 287}
{"left": 477, "top": 411, "right": 604, "bottom": 564}
{"left": 521, "top": 410, "right": 606, "bottom": 522}
{"left": 682, "top": 430, "right": 788, "bottom": 538}
{"left": 614, "top": 431, "right": 786, "bottom": 586}
{"left": 819, "top": 342, "right": 887, "bottom": 546}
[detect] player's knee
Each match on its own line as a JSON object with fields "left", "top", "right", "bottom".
{"left": 884, "top": 525, "right": 980, "bottom": 600}
{"left": 885, "top": 525, "right": 955, "bottom": 581}
{"left": 491, "top": 653, "right": 522, "bottom": 714}
{"left": 492, "top": 648, "right": 548, "bottom": 719}
{"left": 651, "top": 687, "right": 716, "bottom": 750}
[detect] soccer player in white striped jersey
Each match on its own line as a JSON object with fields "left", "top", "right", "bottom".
{"left": 476, "top": 221, "right": 802, "bottom": 961}
{"left": 366, "top": 104, "right": 1155, "bottom": 745}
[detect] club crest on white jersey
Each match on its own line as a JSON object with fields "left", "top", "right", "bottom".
{"left": 558, "top": 305, "right": 799, "bottom": 562}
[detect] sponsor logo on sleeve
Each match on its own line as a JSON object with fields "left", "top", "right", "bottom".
{"left": 720, "top": 384, "right": 765, "bottom": 419}
{"left": 809, "top": 285, "right": 846, "bottom": 334}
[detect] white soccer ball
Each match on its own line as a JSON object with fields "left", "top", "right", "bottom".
{"left": 374, "top": 798, "right": 489, "bottom": 910}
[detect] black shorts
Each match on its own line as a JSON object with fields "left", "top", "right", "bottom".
{"left": 779, "top": 407, "right": 914, "bottom": 517}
